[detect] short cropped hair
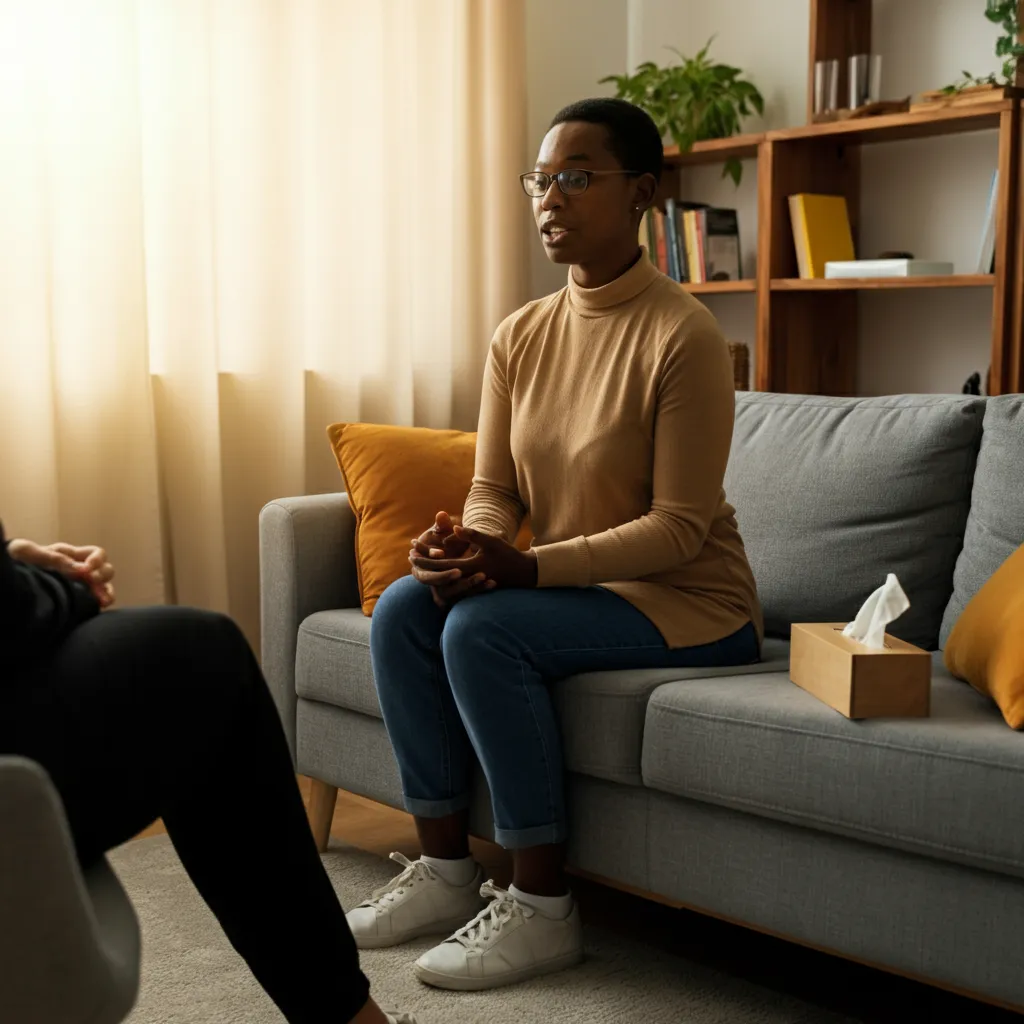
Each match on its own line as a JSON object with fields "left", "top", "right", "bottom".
{"left": 549, "top": 97, "right": 663, "bottom": 182}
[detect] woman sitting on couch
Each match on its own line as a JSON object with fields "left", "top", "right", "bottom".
{"left": 353, "top": 97, "right": 763, "bottom": 991}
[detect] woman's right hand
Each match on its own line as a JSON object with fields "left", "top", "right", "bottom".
{"left": 410, "top": 511, "right": 494, "bottom": 608}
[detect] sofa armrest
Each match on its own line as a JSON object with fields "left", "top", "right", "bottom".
{"left": 259, "top": 493, "right": 360, "bottom": 757}
{"left": 0, "top": 757, "right": 140, "bottom": 1024}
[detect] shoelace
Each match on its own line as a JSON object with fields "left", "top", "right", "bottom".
{"left": 451, "top": 880, "right": 531, "bottom": 949}
{"left": 358, "top": 852, "right": 437, "bottom": 913}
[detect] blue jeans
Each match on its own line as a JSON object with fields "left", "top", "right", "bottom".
{"left": 370, "top": 575, "right": 759, "bottom": 849}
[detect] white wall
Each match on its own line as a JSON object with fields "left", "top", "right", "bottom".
{"left": 526, "top": 0, "right": 1005, "bottom": 395}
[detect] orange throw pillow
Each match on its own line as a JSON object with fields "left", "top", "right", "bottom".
{"left": 327, "top": 423, "right": 529, "bottom": 615}
{"left": 944, "top": 543, "right": 1024, "bottom": 729}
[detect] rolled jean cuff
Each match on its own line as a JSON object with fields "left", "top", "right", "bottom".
{"left": 403, "top": 793, "right": 471, "bottom": 818}
{"left": 493, "top": 820, "right": 567, "bottom": 850}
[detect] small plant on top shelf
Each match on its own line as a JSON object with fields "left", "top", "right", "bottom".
{"left": 599, "top": 37, "right": 764, "bottom": 185}
{"left": 942, "top": 0, "right": 1023, "bottom": 94}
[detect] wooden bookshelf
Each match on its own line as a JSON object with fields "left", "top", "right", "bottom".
{"left": 769, "top": 100, "right": 1015, "bottom": 146}
{"left": 661, "top": 0, "right": 1024, "bottom": 396}
{"left": 664, "top": 133, "right": 763, "bottom": 167}
{"left": 770, "top": 275, "right": 996, "bottom": 291}
{"left": 684, "top": 280, "right": 757, "bottom": 295}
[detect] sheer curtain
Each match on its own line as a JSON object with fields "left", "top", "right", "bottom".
{"left": 0, "top": 0, "right": 529, "bottom": 645}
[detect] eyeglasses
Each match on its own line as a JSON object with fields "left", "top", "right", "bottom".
{"left": 519, "top": 168, "right": 641, "bottom": 198}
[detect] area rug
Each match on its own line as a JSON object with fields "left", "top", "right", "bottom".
{"left": 110, "top": 835, "right": 853, "bottom": 1024}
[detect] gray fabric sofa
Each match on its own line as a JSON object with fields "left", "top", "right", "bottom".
{"left": 260, "top": 392, "right": 1024, "bottom": 1010}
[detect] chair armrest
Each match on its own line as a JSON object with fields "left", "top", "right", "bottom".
{"left": 0, "top": 757, "right": 140, "bottom": 1024}
{"left": 259, "top": 493, "right": 360, "bottom": 757}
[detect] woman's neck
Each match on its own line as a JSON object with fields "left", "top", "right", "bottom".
{"left": 571, "top": 245, "right": 643, "bottom": 290}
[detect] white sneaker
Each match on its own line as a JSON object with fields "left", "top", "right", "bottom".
{"left": 383, "top": 1014, "right": 417, "bottom": 1024}
{"left": 346, "top": 852, "right": 486, "bottom": 949}
{"left": 413, "top": 880, "right": 584, "bottom": 991}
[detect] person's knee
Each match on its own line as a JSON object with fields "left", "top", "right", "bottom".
{"left": 441, "top": 597, "right": 521, "bottom": 686}
{"left": 370, "top": 574, "right": 436, "bottom": 648}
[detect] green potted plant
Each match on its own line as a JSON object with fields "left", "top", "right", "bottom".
{"left": 941, "top": 0, "right": 1023, "bottom": 95}
{"left": 600, "top": 38, "right": 764, "bottom": 185}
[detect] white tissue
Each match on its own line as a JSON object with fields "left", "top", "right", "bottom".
{"left": 842, "top": 573, "right": 910, "bottom": 650}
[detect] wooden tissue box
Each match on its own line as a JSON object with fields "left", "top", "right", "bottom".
{"left": 790, "top": 623, "right": 931, "bottom": 719}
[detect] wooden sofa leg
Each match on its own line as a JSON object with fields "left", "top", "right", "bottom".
{"left": 308, "top": 778, "right": 338, "bottom": 853}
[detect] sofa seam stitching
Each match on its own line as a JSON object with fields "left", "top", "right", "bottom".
{"left": 646, "top": 705, "right": 1024, "bottom": 773}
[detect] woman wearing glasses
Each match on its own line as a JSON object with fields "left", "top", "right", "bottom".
{"left": 352, "top": 98, "right": 762, "bottom": 990}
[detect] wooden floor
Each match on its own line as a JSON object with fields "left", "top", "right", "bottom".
{"left": 135, "top": 779, "right": 1020, "bottom": 1023}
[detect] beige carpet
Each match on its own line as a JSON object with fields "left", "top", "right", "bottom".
{"left": 110, "top": 835, "right": 853, "bottom": 1024}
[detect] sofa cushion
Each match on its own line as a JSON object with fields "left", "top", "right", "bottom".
{"left": 295, "top": 609, "right": 790, "bottom": 785}
{"left": 940, "top": 395, "right": 1024, "bottom": 648}
{"left": 945, "top": 542, "right": 1024, "bottom": 729}
{"left": 641, "top": 653, "right": 1024, "bottom": 880}
{"left": 724, "top": 393, "right": 983, "bottom": 650}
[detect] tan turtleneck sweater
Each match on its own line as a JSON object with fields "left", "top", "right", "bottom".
{"left": 462, "top": 253, "right": 763, "bottom": 650}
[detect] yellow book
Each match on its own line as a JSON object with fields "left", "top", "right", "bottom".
{"left": 683, "top": 210, "right": 702, "bottom": 284}
{"left": 788, "top": 194, "right": 855, "bottom": 279}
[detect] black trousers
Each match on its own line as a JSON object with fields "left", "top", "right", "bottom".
{"left": 0, "top": 606, "right": 370, "bottom": 1024}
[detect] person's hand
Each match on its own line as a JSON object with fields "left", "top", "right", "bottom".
{"left": 7, "top": 539, "right": 117, "bottom": 609}
{"left": 412, "top": 511, "right": 472, "bottom": 561}
{"left": 410, "top": 525, "right": 537, "bottom": 591}
{"left": 408, "top": 512, "right": 492, "bottom": 609}
{"left": 410, "top": 511, "right": 494, "bottom": 609}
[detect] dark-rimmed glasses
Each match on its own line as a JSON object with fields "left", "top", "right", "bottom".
{"left": 519, "top": 168, "right": 641, "bottom": 198}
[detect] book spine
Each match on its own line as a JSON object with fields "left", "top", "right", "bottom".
{"left": 675, "top": 207, "right": 689, "bottom": 282}
{"left": 789, "top": 195, "right": 811, "bottom": 279}
{"left": 664, "top": 199, "right": 680, "bottom": 281}
{"left": 684, "top": 211, "right": 701, "bottom": 284}
{"left": 645, "top": 209, "right": 657, "bottom": 263}
{"left": 696, "top": 210, "right": 708, "bottom": 282}
{"left": 653, "top": 211, "right": 668, "bottom": 275}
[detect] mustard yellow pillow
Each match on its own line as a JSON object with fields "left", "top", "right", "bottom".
{"left": 327, "top": 423, "right": 529, "bottom": 615}
{"left": 945, "top": 543, "right": 1024, "bottom": 728}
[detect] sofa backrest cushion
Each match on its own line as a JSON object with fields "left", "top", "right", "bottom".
{"left": 723, "top": 394, "right": 984, "bottom": 650}
{"left": 940, "top": 395, "right": 1024, "bottom": 648}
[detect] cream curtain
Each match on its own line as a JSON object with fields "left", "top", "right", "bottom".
{"left": 0, "top": 0, "right": 529, "bottom": 646}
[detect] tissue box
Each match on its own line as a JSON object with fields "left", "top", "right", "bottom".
{"left": 790, "top": 623, "right": 931, "bottom": 718}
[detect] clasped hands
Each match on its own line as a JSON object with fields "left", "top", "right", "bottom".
{"left": 7, "top": 538, "right": 117, "bottom": 609}
{"left": 409, "top": 511, "right": 536, "bottom": 609}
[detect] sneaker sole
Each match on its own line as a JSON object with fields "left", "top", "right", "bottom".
{"left": 353, "top": 914, "right": 482, "bottom": 950}
{"left": 413, "top": 947, "right": 584, "bottom": 991}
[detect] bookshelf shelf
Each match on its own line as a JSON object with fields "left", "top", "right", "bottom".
{"left": 664, "top": 133, "right": 763, "bottom": 167}
{"left": 767, "top": 100, "right": 1014, "bottom": 146}
{"left": 683, "top": 280, "right": 757, "bottom": 295}
{"left": 770, "top": 275, "right": 997, "bottom": 291}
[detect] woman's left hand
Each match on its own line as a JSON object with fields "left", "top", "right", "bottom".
{"left": 7, "top": 539, "right": 117, "bottom": 609}
{"left": 409, "top": 525, "right": 538, "bottom": 590}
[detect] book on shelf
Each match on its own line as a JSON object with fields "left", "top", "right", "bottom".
{"left": 652, "top": 209, "right": 669, "bottom": 275}
{"left": 703, "top": 208, "right": 742, "bottom": 281}
{"left": 824, "top": 259, "right": 954, "bottom": 278}
{"left": 645, "top": 203, "right": 743, "bottom": 285}
{"left": 664, "top": 199, "right": 682, "bottom": 282}
{"left": 788, "top": 194, "right": 855, "bottom": 279}
{"left": 976, "top": 170, "right": 998, "bottom": 274}
{"left": 683, "top": 209, "right": 704, "bottom": 283}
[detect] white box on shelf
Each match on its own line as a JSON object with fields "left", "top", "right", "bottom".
{"left": 824, "top": 259, "right": 954, "bottom": 278}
